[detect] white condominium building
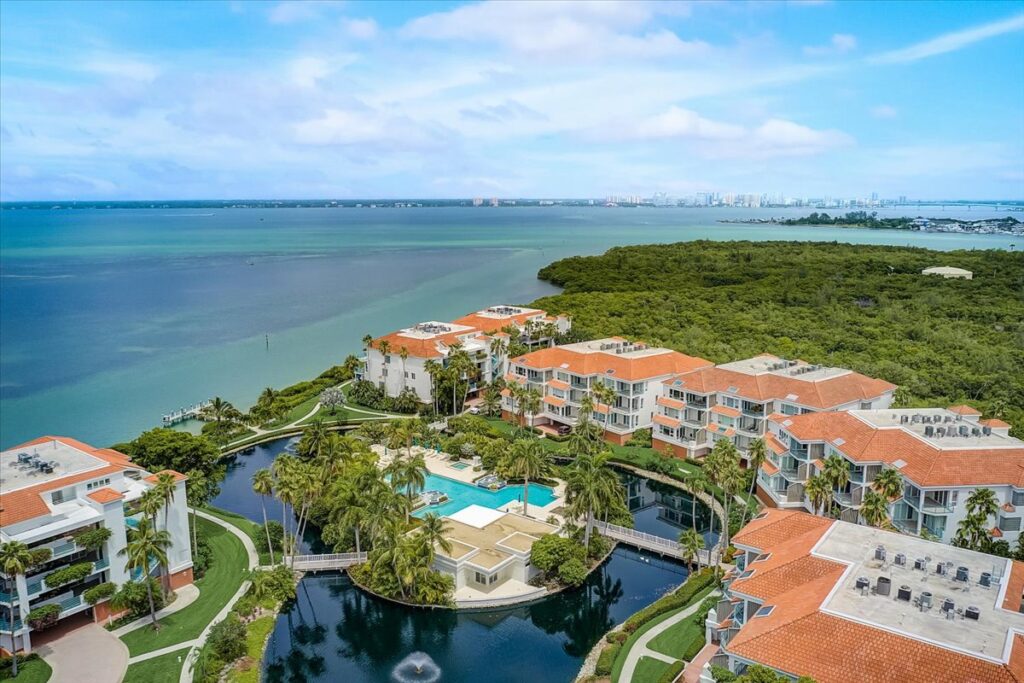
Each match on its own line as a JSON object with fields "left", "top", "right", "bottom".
{"left": 362, "top": 305, "right": 570, "bottom": 404}
{"left": 706, "top": 509, "right": 1024, "bottom": 683}
{"left": 651, "top": 354, "right": 896, "bottom": 461}
{"left": 758, "top": 406, "right": 1022, "bottom": 545}
{"left": 0, "top": 436, "right": 193, "bottom": 654}
{"left": 502, "top": 337, "right": 712, "bottom": 444}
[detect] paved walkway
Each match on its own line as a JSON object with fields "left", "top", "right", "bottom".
{"left": 111, "top": 584, "right": 201, "bottom": 636}
{"left": 37, "top": 623, "right": 129, "bottom": 683}
{"left": 176, "top": 509, "right": 259, "bottom": 683}
{"left": 619, "top": 590, "right": 720, "bottom": 683}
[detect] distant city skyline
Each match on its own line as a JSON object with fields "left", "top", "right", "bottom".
{"left": 2, "top": 1, "right": 1023, "bottom": 201}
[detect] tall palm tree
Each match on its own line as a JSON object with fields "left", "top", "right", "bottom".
{"left": 822, "top": 455, "right": 850, "bottom": 496}
{"left": 741, "top": 438, "right": 768, "bottom": 526}
{"left": 805, "top": 475, "right": 832, "bottom": 516}
{"left": 861, "top": 490, "right": 890, "bottom": 528}
{"left": 418, "top": 513, "right": 453, "bottom": 556}
{"left": 502, "top": 439, "right": 554, "bottom": 517}
{"left": 678, "top": 528, "right": 705, "bottom": 574}
{"left": 872, "top": 468, "right": 904, "bottom": 502}
{"left": 687, "top": 468, "right": 711, "bottom": 535}
{"left": 118, "top": 517, "right": 172, "bottom": 628}
{"left": 0, "top": 541, "right": 33, "bottom": 675}
{"left": 566, "top": 451, "right": 622, "bottom": 546}
{"left": 252, "top": 469, "right": 277, "bottom": 564}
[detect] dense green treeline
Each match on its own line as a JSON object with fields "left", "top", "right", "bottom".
{"left": 532, "top": 241, "right": 1024, "bottom": 436}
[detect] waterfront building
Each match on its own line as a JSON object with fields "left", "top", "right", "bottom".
{"left": 704, "top": 509, "right": 1024, "bottom": 683}
{"left": 362, "top": 305, "right": 570, "bottom": 404}
{"left": 503, "top": 337, "right": 712, "bottom": 444}
{"left": 430, "top": 505, "right": 557, "bottom": 603}
{"left": 651, "top": 354, "right": 895, "bottom": 461}
{"left": 757, "top": 407, "right": 1023, "bottom": 545}
{"left": 0, "top": 436, "right": 193, "bottom": 654}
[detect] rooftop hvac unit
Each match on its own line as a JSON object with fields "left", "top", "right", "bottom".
{"left": 874, "top": 545, "right": 887, "bottom": 562}
{"left": 965, "top": 606, "right": 981, "bottom": 621}
{"left": 955, "top": 566, "right": 969, "bottom": 582}
{"left": 894, "top": 553, "right": 906, "bottom": 566}
{"left": 980, "top": 572, "right": 992, "bottom": 587}
{"left": 876, "top": 576, "right": 892, "bottom": 596}
{"left": 897, "top": 585, "right": 912, "bottom": 602}
{"left": 924, "top": 425, "right": 934, "bottom": 437}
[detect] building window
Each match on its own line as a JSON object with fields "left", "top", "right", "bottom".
{"left": 999, "top": 516, "right": 1022, "bottom": 532}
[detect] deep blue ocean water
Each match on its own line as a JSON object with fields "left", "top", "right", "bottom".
{"left": 1, "top": 205, "right": 1014, "bottom": 447}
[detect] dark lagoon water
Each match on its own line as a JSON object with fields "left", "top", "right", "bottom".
{"left": 1, "top": 205, "right": 1014, "bottom": 448}
{"left": 211, "top": 436, "right": 712, "bottom": 683}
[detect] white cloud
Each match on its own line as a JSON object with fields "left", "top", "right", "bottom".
{"left": 342, "top": 17, "right": 379, "bottom": 40}
{"left": 870, "top": 104, "right": 898, "bottom": 119}
{"left": 401, "top": 1, "right": 708, "bottom": 61}
{"left": 869, "top": 13, "right": 1024, "bottom": 64}
{"left": 803, "top": 33, "right": 857, "bottom": 56}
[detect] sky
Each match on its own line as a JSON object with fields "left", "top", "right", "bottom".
{"left": 1, "top": 0, "right": 1023, "bottom": 201}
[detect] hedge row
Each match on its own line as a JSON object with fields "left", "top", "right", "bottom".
{"left": 595, "top": 642, "right": 622, "bottom": 676}
{"left": 658, "top": 660, "right": 686, "bottom": 683}
{"left": 622, "top": 568, "right": 719, "bottom": 634}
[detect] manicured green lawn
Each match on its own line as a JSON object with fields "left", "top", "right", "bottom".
{"left": 648, "top": 611, "right": 704, "bottom": 659}
{"left": 120, "top": 516, "right": 248, "bottom": 656}
{"left": 633, "top": 656, "right": 671, "bottom": 683}
{"left": 226, "top": 615, "right": 275, "bottom": 683}
{"left": 0, "top": 657, "right": 52, "bottom": 683}
{"left": 201, "top": 506, "right": 273, "bottom": 566}
{"left": 121, "top": 647, "right": 189, "bottom": 683}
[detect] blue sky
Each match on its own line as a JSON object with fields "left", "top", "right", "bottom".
{"left": 1, "top": 0, "right": 1022, "bottom": 200}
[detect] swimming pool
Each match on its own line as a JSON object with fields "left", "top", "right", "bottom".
{"left": 413, "top": 473, "right": 558, "bottom": 518}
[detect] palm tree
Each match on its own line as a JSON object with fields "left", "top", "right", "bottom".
{"left": 418, "top": 513, "right": 453, "bottom": 556}
{"left": 566, "top": 451, "right": 622, "bottom": 546}
{"left": 742, "top": 438, "right": 768, "bottom": 526}
{"left": 872, "top": 468, "right": 904, "bottom": 502}
{"left": 687, "top": 468, "right": 711, "bottom": 534}
{"left": 678, "top": 528, "right": 705, "bottom": 574}
{"left": 822, "top": 455, "right": 850, "bottom": 497}
{"left": 252, "top": 469, "right": 277, "bottom": 564}
{"left": 805, "top": 475, "right": 832, "bottom": 516}
{"left": 0, "top": 541, "right": 33, "bottom": 676}
{"left": 118, "top": 517, "right": 172, "bottom": 628}
{"left": 502, "top": 439, "right": 554, "bottom": 517}
{"left": 861, "top": 490, "right": 890, "bottom": 528}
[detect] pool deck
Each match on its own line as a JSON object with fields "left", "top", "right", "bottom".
{"left": 373, "top": 444, "right": 566, "bottom": 520}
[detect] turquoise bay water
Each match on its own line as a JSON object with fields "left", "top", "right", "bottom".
{"left": 0, "top": 206, "right": 1015, "bottom": 448}
{"left": 414, "top": 472, "right": 557, "bottom": 518}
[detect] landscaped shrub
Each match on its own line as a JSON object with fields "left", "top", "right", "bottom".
{"left": 25, "top": 604, "right": 60, "bottom": 630}
{"left": 44, "top": 561, "right": 93, "bottom": 588}
{"left": 208, "top": 614, "right": 247, "bottom": 663}
{"left": 595, "top": 643, "right": 621, "bottom": 676}
{"left": 83, "top": 582, "right": 116, "bottom": 605}
{"left": 558, "top": 557, "right": 588, "bottom": 587}
{"left": 622, "top": 568, "right": 718, "bottom": 634}
{"left": 657, "top": 661, "right": 685, "bottom": 683}
{"left": 74, "top": 527, "right": 113, "bottom": 551}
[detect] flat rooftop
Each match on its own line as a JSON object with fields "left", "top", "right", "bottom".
{"left": 561, "top": 338, "right": 670, "bottom": 359}
{"left": 438, "top": 505, "right": 556, "bottom": 570}
{"left": 0, "top": 439, "right": 109, "bottom": 492}
{"left": 718, "top": 355, "right": 851, "bottom": 382}
{"left": 816, "top": 522, "right": 1024, "bottom": 663}
{"left": 397, "top": 321, "right": 475, "bottom": 340}
{"left": 852, "top": 409, "right": 1022, "bottom": 450}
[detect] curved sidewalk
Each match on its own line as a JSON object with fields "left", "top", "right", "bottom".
{"left": 176, "top": 509, "right": 259, "bottom": 683}
{"left": 619, "top": 590, "right": 720, "bottom": 683}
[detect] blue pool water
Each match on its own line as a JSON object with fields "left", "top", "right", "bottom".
{"left": 413, "top": 473, "right": 557, "bottom": 518}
